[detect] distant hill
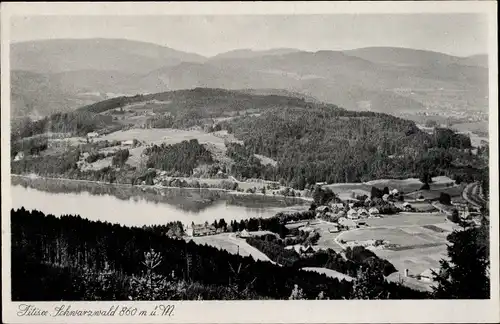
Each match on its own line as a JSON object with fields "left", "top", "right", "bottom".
{"left": 460, "top": 54, "right": 488, "bottom": 68}
{"left": 344, "top": 46, "right": 487, "bottom": 68}
{"left": 10, "top": 40, "right": 488, "bottom": 120}
{"left": 11, "top": 38, "right": 206, "bottom": 74}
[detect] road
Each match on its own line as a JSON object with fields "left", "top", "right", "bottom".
{"left": 463, "top": 182, "right": 486, "bottom": 208}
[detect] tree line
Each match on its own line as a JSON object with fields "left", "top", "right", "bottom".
{"left": 12, "top": 208, "right": 428, "bottom": 301}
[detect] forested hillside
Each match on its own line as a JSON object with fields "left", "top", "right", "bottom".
{"left": 220, "top": 105, "right": 483, "bottom": 187}
{"left": 11, "top": 89, "right": 487, "bottom": 188}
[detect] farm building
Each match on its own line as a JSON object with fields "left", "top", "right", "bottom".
{"left": 239, "top": 229, "right": 252, "bottom": 238}
{"left": 338, "top": 218, "right": 356, "bottom": 229}
{"left": 122, "top": 139, "right": 134, "bottom": 146}
{"left": 402, "top": 202, "right": 413, "bottom": 211}
{"left": 14, "top": 152, "right": 25, "bottom": 161}
{"left": 369, "top": 207, "right": 380, "bottom": 215}
{"left": 419, "top": 268, "right": 438, "bottom": 282}
{"left": 328, "top": 225, "right": 340, "bottom": 233}
{"left": 87, "top": 132, "right": 99, "bottom": 139}
{"left": 358, "top": 208, "right": 369, "bottom": 217}
{"left": 301, "top": 245, "right": 316, "bottom": 257}
{"left": 315, "top": 206, "right": 331, "bottom": 213}
{"left": 300, "top": 226, "right": 315, "bottom": 233}
{"left": 347, "top": 209, "right": 359, "bottom": 219}
{"left": 185, "top": 223, "right": 217, "bottom": 237}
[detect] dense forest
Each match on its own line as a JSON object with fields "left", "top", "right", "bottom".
{"left": 11, "top": 208, "right": 427, "bottom": 301}
{"left": 220, "top": 107, "right": 486, "bottom": 188}
{"left": 143, "top": 139, "right": 214, "bottom": 176}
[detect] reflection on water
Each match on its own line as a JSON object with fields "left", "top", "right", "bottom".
{"left": 11, "top": 185, "right": 307, "bottom": 227}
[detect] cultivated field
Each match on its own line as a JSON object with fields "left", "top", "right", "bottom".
{"left": 364, "top": 178, "right": 423, "bottom": 192}
{"left": 99, "top": 128, "right": 241, "bottom": 149}
{"left": 332, "top": 211, "right": 456, "bottom": 289}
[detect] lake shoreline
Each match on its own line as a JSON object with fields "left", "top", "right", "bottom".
{"left": 11, "top": 174, "right": 310, "bottom": 211}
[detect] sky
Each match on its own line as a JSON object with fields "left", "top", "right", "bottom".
{"left": 10, "top": 14, "right": 489, "bottom": 57}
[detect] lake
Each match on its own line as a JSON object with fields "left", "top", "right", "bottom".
{"left": 10, "top": 184, "right": 308, "bottom": 227}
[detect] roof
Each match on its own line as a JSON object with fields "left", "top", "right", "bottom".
{"left": 420, "top": 268, "right": 438, "bottom": 278}
{"left": 316, "top": 205, "right": 330, "bottom": 212}
{"left": 369, "top": 207, "right": 379, "bottom": 213}
{"left": 358, "top": 208, "right": 368, "bottom": 214}
{"left": 347, "top": 209, "right": 358, "bottom": 215}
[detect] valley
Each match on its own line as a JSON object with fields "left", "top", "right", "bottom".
{"left": 7, "top": 33, "right": 491, "bottom": 303}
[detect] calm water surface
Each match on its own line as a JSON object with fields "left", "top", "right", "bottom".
{"left": 11, "top": 185, "right": 307, "bottom": 227}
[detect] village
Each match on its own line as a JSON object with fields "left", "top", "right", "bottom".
{"left": 182, "top": 178, "right": 484, "bottom": 291}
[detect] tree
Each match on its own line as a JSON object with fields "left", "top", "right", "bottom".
{"left": 289, "top": 284, "right": 305, "bottom": 300}
{"left": 432, "top": 226, "right": 490, "bottom": 299}
{"left": 448, "top": 209, "right": 460, "bottom": 224}
{"left": 439, "top": 193, "right": 452, "bottom": 205}
{"left": 350, "top": 265, "right": 390, "bottom": 299}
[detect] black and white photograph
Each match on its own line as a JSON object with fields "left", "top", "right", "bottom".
{"left": 1, "top": 2, "right": 498, "bottom": 323}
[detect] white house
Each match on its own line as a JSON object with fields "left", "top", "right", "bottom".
{"left": 358, "top": 208, "right": 369, "bottom": 217}
{"left": 347, "top": 209, "right": 359, "bottom": 219}
{"left": 382, "top": 194, "right": 390, "bottom": 202}
{"left": 337, "top": 210, "right": 346, "bottom": 218}
{"left": 239, "top": 229, "right": 251, "bottom": 238}
{"left": 390, "top": 189, "right": 399, "bottom": 196}
{"left": 369, "top": 207, "right": 380, "bottom": 215}
{"left": 87, "top": 132, "right": 99, "bottom": 139}
{"left": 14, "top": 151, "right": 25, "bottom": 161}
{"left": 123, "top": 140, "right": 134, "bottom": 146}
{"left": 419, "top": 268, "right": 438, "bottom": 282}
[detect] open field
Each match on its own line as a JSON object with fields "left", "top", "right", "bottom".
{"left": 362, "top": 212, "right": 447, "bottom": 227}
{"left": 377, "top": 245, "right": 447, "bottom": 280}
{"left": 99, "top": 128, "right": 241, "bottom": 150}
{"left": 187, "top": 233, "right": 273, "bottom": 262}
{"left": 324, "top": 183, "right": 372, "bottom": 194}
{"left": 364, "top": 178, "right": 423, "bottom": 192}
{"left": 309, "top": 220, "right": 344, "bottom": 252}
{"left": 340, "top": 227, "right": 445, "bottom": 248}
{"left": 405, "top": 183, "right": 466, "bottom": 201}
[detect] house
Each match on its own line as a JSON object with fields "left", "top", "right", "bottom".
{"left": 185, "top": 223, "right": 217, "bottom": 237}
{"left": 347, "top": 209, "right": 359, "bottom": 219}
{"left": 418, "top": 268, "right": 438, "bottom": 282}
{"left": 329, "top": 225, "right": 340, "bottom": 233}
{"left": 300, "top": 226, "right": 315, "bottom": 233}
{"left": 123, "top": 139, "right": 134, "bottom": 146}
{"left": 338, "top": 217, "right": 356, "bottom": 229}
{"left": 358, "top": 208, "right": 369, "bottom": 217}
{"left": 402, "top": 202, "right": 413, "bottom": 211}
{"left": 390, "top": 189, "right": 399, "bottom": 196}
{"left": 301, "top": 245, "right": 316, "bottom": 257}
{"left": 14, "top": 151, "right": 25, "bottom": 161}
{"left": 315, "top": 206, "right": 331, "bottom": 213}
{"left": 369, "top": 207, "right": 380, "bottom": 216}
{"left": 382, "top": 194, "right": 390, "bottom": 202}
{"left": 239, "top": 229, "right": 252, "bottom": 238}
{"left": 87, "top": 132, "right": 99, "bottom": 139}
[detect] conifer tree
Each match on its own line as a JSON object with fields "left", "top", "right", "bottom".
{"left": 432, "top": 225, "right": 490, "bottom": 299}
